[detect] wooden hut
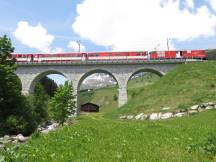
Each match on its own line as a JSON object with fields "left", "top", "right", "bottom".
{"left": 81, "top": 102, "right": 99, "bottom": 112}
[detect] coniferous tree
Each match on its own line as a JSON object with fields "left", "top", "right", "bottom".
{"left": 0, "top": 35, "right": 37, "bottom": 135}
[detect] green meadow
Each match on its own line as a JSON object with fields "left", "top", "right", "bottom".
{"left": 1, "top": 61, "right": 216, "bottom": 162}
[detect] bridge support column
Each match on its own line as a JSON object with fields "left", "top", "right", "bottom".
{"left": 118, "top": 85, "right": 127, "bottom": 107}
{"left": 16, "top": 73, "right": 35, "bottom": 95}
{"left": 116, "top": 74, "right": 130, "bottom": 107}
{"left": 69, "top": 75, "right": 82, "bottom": 116}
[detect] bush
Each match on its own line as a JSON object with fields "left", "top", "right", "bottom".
{"left": 1, "top": 95, "right": 38, "bottom": 136}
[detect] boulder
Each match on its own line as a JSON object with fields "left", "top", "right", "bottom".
{"left": 16, "top": 134, "right": 27, "bottom": 142}
{"left": 190, "top": 105, "right": 199, "bottom": 110}
{"left": 3, "top": 135, "right": 10, "bottom": 140}
{"left": 198, "top": 107, "right": 205, "bottom": 112}
{"left": 173, "top": 112, "right": 186, "bottom": 118}
{"left": 161, "top": 112, "right": 173, "bottom": 119}
{"left": 127, "top": 115, "right": 134, "bottom": 119}
{"left": 205, "top": 106, "right": 214, "bottom": 110}
{"left": 206, "top": 102, "right": 215, "bottom": 106}
{"left": 140, "top": 114, "right": 148, "bottom": 120}
{"left": 188, "top": 110, "right": 198, "bottom": 115}
{"left": 135, "top": 113, "right": 144, "bottom": 120}
{"left": 149, "top": 113, "right": 161, "bottom": 120}
{"left": 47, "top": 123, "right": 58, "bottom": 131}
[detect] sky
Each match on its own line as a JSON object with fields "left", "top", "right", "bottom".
{"left": 0, "top": 0, "right": 216, "bottom": 54}
{"left": 1, "top": 0, "right": 216, "bottom": 84}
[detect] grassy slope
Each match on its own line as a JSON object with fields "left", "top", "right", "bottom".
{"left": 11, "top": 110, "right": 216, "bottom": 162}
{"left": 107, "top": 61, "right": 216, "bottom": 117}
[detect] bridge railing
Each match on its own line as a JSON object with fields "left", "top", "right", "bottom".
{"left": 15, "top": 58, "right": 204, "bottom": 65}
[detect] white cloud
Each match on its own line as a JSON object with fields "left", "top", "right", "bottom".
{"left": 72, "top": 0, "right": 216, "bottom": 51}
{"left": 51, "top": 47, "right": 64, "bottom": 53}
{"left": 14, "top": 21, "right": 54, "bottom": 53}
{"left": 67, "top": 41, "right": 86, "bottom": 52}
{"left": 185, "top": 0, "right": 194, "bottom": 9}
{"left": 209, "top": 0, "right": 216, "bottom": 12}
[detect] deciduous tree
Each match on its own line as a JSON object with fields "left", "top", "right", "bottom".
{"left": 49, "top": 81, "right": 76, "bottom": 125}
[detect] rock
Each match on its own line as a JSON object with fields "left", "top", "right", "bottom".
{"left": 47, "top": 123, "right": 58, "bottom": 131}
{"left": 173, "top": 112, "right": 186, "bottom": 118}
{"left": 149, "top": 113, "right": 161, "bottom": 120}
{"left": 3, "top": 135, "right": 10, "bottom": 140}
{"left": 16, "top": 134, "right": 26, "bottom": 142}
{"left": 188, "top": 110, "right": 198, "bottom": 115}
{"left": 205, "top": 106, "right": 214, "bottom": 110}
{"left": 200, "top": 103, "right": 213, "bottom": 108}
{"left": 161, "top": 112, "right": 173, "bottom": 119}
{"left": 198, "top": 107, "right": 205, "bottom": 112}
{"left": 12, "top": 139, "right": 18, "bottom": 144}
{"left": 214, "top": 105, "right": 216, "bottom": 109}
{"left": 135, "top": 113, "right": 144, "bottom": 120}
{"left": 140, "top": 114, "right": 148, "bottom": 120}
{"left": 206, "top": 102, "right": 215, "bottom": 106}
{"left": 135, "top": 113, "right": 148, "bottom": 120}
{"left": 0, "top": 144, "right": 4, "bottom": 148}
{"left": 190, "top": 105, "right": 199, "bottom": 110}
{"left": 2, "top": 140, "right": 11, "bottom": 144}
{"left": 120, "top": 115, "right": 127, "bottom": 119}
{"left": 127, "top": 115, "right": 134, "bottom": 119}
{"left": 161, "top": 107, "right": 170, "bottom": 111}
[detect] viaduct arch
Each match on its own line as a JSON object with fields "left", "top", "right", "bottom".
{"left": 15, "top": 62, "right": 181, "bottom": 114}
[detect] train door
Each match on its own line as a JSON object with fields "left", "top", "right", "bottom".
{"left": 27, "top": 55, "right": 31, "bottom": 62}
{"left": 176, "top": 51, "right": 182, "bottom": 59}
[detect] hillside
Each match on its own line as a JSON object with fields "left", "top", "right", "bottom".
{"left": 107, "top": 61, "right": 216, "bottom": 117}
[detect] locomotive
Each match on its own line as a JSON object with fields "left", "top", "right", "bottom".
{"left": 12, "top": 50, "right": 207, "bottom": 63}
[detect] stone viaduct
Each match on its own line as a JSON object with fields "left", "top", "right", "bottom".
{"left": 15, "top": 61, "right": 184, "bottom": 113}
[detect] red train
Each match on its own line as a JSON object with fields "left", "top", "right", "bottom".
{"left": 12, "top": 50, "right": 207, "bottom": 63}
